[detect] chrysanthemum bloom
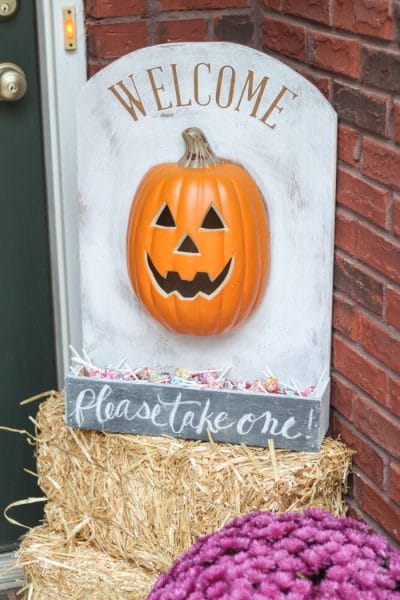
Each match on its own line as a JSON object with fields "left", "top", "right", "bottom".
{"left": 147, "top": 509, "right": 400, "bottom": 599}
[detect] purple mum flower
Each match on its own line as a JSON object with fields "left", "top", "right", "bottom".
{"left": 147, "top": 509, "right": 400, "bottom": 599}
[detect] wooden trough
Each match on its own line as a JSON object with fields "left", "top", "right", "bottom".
{"left": 65, "top": 374, "right": 330, "bottom": 452}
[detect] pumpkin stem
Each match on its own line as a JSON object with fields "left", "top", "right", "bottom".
{"left": 178, "top": 128, "right": 223, "bottom": 168}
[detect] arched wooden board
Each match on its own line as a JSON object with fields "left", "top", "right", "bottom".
{"left": 77, "top": 42, "right": 337, "bottom": 388}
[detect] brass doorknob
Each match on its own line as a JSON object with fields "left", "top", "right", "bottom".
{"left": 0, "top": 0, "right": 18, "bottom": 19}
{"left": 0, "top": 63, "right": 27, "bottom": 102}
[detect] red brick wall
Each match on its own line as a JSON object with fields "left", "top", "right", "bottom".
{"left": 84, "top": 0, "right": 400, "bottom": 544}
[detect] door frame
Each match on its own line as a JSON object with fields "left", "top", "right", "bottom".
{"left": 36, "top": 0, "right": 87, "bottom": 384}
{"left": 0, "top": 3, "right": 86, "bottom": 578}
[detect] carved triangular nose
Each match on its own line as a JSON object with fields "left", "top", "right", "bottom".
{"left": 175, "top": 235, "right": 200, "bottom": 254}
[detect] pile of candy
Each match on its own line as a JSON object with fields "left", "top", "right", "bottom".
{"left": 70, "top": 348, "right": 320, "bottom": 398}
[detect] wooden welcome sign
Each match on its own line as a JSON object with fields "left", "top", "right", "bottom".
{"left": 67, "top": 42, "right": 337, "bottom": 451}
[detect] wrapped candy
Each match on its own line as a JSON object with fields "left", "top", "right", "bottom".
{"left": 71, "top": 348, "right": 321, "bottom": 399}
{"left": 250, "top": 378, "right": 266, "bottom": 393}
{"left": 299, "top": 385, "right": 316, "bottom": 397}
{"left": 264, "top": 376, "right": 280, "bottom": 393}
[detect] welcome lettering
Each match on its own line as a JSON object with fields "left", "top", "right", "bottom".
{"left": 108, "top": 63, "right": 298, "bottom": 129}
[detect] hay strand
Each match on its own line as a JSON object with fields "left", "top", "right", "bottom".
{"left": 20, "top": 390, "right": 59, "bottom": 406}
{"left": 4, "top": 498, "right": 47, "bottom": 530}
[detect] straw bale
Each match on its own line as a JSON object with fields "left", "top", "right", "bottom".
{"left": 30, "top": 393, "right": 352, "bottom": 573}
{"left": 18, "top": 525, "right": 155, "bottom": 599}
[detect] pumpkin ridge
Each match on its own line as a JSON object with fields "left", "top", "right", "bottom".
{"left": 227, "top": 174, "right": 247, "bottom": 330}
{"left": 143, "top": 168, "right": 175, "bottom": 324}
{"left": 169, "top": 170, "right": 194, "bottom": 331}
{"left": 241, "top": 166, "right": 268, "bottom": 316}
{"left": 127, "top": 167, "right": 166, "bottom": 315}
{"left": 230, "top": 172, "right": 264, "bottom": 323}
{"left": 207, "top": 172, "right": 224, "bottom": 334}
{"left": 153, "top": 171, "right": 185, "bottom": 330}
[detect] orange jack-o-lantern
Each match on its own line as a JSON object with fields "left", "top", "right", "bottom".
{"left": 126, "top": 127, "right": 270, "bottom": 336}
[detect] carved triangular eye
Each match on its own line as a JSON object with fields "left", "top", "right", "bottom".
{"left": 200, "top": 205, "right": 226, "bottom": 230}
{"left": 154, "top": 204, "right": 175, "bottom": 228}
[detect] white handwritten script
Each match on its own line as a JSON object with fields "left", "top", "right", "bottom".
{"left": 67, "top": 383, "right": 318, "bottom": 445}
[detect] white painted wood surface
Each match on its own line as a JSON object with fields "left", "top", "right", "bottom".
{"left": 77, "top": 42, "right": 337, "bottom": 388}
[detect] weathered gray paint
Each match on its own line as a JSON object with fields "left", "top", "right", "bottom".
{"left": 77, "top": 42, "right": 337, "bottom": 389}
{"left": 65, "top": 375, "right": 329, "bottom": 452}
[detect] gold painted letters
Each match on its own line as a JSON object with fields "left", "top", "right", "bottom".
{"left": 108, "top": 76, "right": 146, "bottom": 121}
{"left": 194, "top": 62, "right": 211, "bottom": 106}
{"left": 259, "top": 85, "right": 298, "bottom": 128}
{"left": 108, "top": 63, "right": 299, "bottom": 128}
{"left": 146, "top": 66, "right": 173, "bottom": 112}
{"left": 235, "top": 70, "right": 269, "bottom": 118}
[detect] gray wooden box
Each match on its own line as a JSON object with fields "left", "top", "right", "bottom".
{"left": 65, "top": 374, "right": 330, "bottom": 452}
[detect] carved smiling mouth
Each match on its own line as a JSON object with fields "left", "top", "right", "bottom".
{"left": 146, "top": 254, "right": 233, "bottom": 300}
